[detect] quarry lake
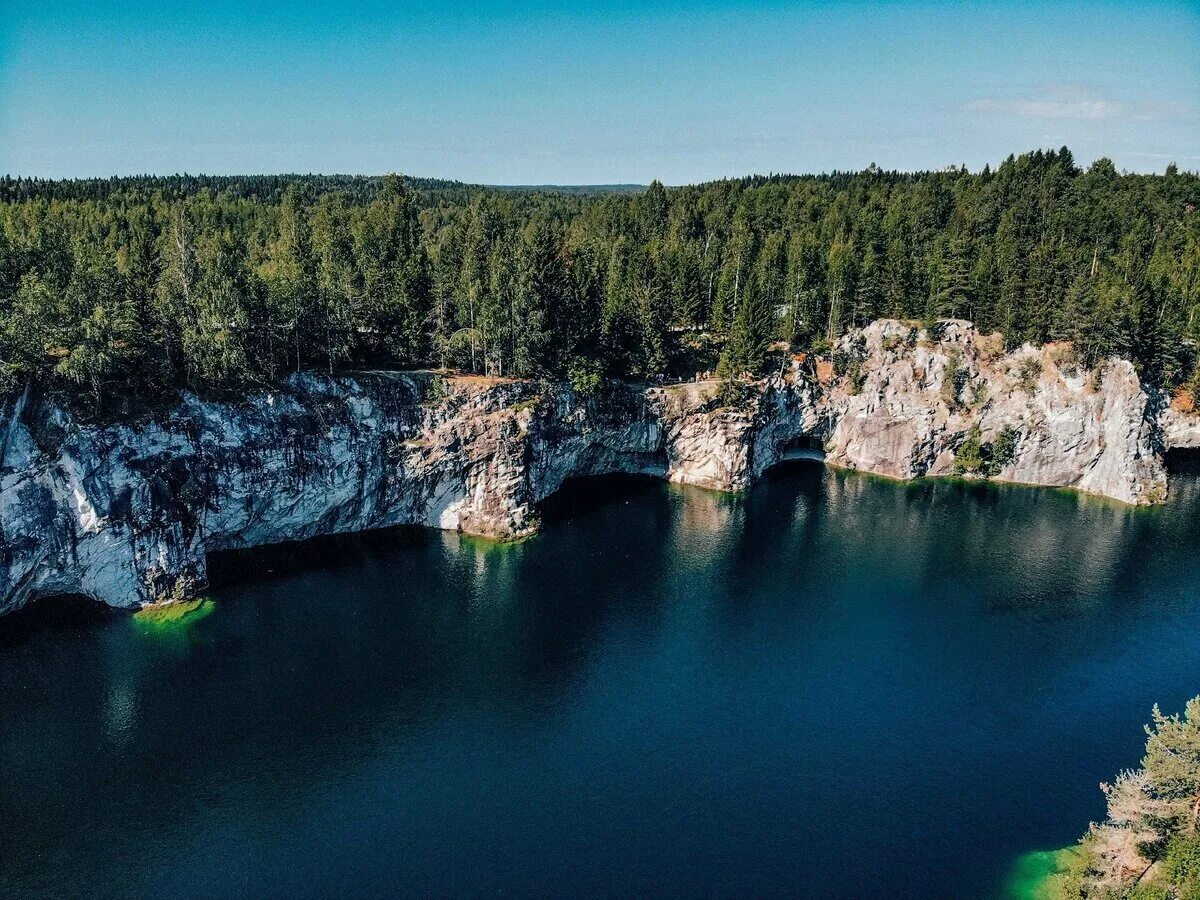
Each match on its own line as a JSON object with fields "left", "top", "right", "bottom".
{"left": 5, "top": 462, "right": 1200, "bottom": 898}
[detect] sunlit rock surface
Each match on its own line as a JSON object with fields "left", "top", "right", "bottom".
{"left": 823, "top": 320, "right": 1166, "bottom": 503}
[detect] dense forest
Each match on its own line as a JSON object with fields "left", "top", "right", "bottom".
{"left": 1, "top": 148, "right": 1197, "bottom": 414}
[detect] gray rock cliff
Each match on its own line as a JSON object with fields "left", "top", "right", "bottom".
{"left": 0, "top": 319, "right": 1191, "bottom": 615}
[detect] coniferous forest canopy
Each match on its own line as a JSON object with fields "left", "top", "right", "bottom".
{"left": 1, "top": 148, "right": 1198, "bottom": 414}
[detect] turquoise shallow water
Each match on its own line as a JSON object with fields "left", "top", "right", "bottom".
{"left": 4, "top": 463, "right": 1200, "bottom": 898}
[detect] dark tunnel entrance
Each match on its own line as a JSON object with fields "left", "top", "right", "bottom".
{"left": 538, "top": 472, "right": 666, "bottom": 526}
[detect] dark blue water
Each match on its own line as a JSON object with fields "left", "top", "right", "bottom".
{"left": 5, "top": 463, "right": 1200, "bottom": 898}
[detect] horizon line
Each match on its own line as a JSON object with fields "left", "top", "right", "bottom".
{"left": 4, "top": 155, "right": 1196, "bottom": 188}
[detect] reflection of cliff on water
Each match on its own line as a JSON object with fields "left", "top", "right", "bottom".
{"left": 750, "top": 460, "right": 1186, "bottom": 615}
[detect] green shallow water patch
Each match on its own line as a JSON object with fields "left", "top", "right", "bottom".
{"left": 448, "top": 530, "right": 537, "bottom": 552}
{"left": 131, "top": 597, "right": 216, "bottom": 631}
{"left": 1005, "top": 847, "right": 1081, "bottom": 899}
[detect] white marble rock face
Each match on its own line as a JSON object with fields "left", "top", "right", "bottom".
{"left": 0, "top": 319, "right": 1191, "bottom": 615}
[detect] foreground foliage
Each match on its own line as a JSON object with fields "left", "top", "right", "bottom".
{"left": 1, "top": 149, "right": 1197, "bottom": 416}
{"left": 1026, "top": 697, "right": 1200, "bottom": 899}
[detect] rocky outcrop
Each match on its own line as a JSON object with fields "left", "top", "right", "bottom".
{"left": 821, "top": 320, "right": 1168, "bottom": 504}
{"left": 0, "top": 319, "right": 1192, "bottom": 616}
{"left": 1160, "top": 402, "right": 1200, "bottom": 452}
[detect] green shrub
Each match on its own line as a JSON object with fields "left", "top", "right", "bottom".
{"left": 1017, "top": 357, "right": 1044, "bottom": 393}
{"left": 809, "top": 337, "right": 833, "bottom": 357}
{"left": 953, "top": 425, "right": 1018, "bottom": 477}
{"left": 941, "top": 351, "right": 966, "bottom": 409}
{"left": 511, "top": 396, "right": 542, "bottom": 414}
{"left": 953, "top": 426, "right": 986, "bottom": 473}
{"left": 845, "top": 358, "right": 866, "bottom": 394}
{"left": 1163, "top": 836, "right": 1200, "bottom": 900}
{"left": 830, "top": 347, "right": 868, "bottom": 395}
{"left": 568, "top": 359, "right": 602, "bottom": 398}
{"left": 424, "top": 374, "right": 449, "bottom": 404}
{"left": 717, "top": 377, "right": 752, "bottom": 408}
{"left": 991, "top": 425, "right": 1019, "bottom": 471}
{"left": 0, "top": 362, "right": 20, "bottom": 401}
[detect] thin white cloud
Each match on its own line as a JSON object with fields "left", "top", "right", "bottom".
{"left": 965, "top": 89, "right": 1195, "bottom": 124}
{"left": 964, "top": 92, "right": 1119, "bottom": 121}
{"left": 1128, "top": 100, "right": 1199, "bottom": 122}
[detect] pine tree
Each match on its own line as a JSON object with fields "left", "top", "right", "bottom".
{"left": 712, "top": 207, "right": 756, "bottom": 336}
{"left": 263, "top": 186, "right": 319, "bottom": 373}
{"left": 512, "top": 219, "right": 564, "bottom": 376}
{"left": 354, "top": 175, "right": 432, "bottom": 368}
{"left": 927, "top": 234, "right": 973, "bottom": 322}
{"left": 717, "top": 278, "right": 773, "bottom": 381}
{"left": 184, "top": 230, "right": 255, "bottom": 389}
{"left": 825, "top": 237, "right": 856, "bottom": 342}
{"left": 310, "top": 194, "right": 357, "bottom": 374}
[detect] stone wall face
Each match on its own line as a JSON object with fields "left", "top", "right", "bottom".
{"left": 821, "top": 320, "right": 1167, "bottom": 504}
{"left": 0, "top": 320, "right": 1189, "bottom": 615}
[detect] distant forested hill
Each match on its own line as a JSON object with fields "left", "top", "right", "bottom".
{"left": 0, "top": 174, "right": 644, "bottom": 204}
{"left": 1, "top": 149, "right": 1197, "bottom": 414}
{"left": 0, "top": 173, "right": 473, "bottom": 205}
{"left": 490, "top": 184, "right": 647, "bottom": 195}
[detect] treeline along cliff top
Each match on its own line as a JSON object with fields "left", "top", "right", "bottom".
{"left": 1, "top": 148, "right": 1197, "bottom": 415}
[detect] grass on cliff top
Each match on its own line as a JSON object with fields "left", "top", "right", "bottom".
{"left": 132, "top": 597, "right": 216, "bottom": 630}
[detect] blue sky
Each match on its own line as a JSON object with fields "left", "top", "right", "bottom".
{"left": 2, "top": 0, "right": 1197, "bottom": 182}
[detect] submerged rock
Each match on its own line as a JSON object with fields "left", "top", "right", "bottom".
{"left": 0, "top": 319, "right": 1192, "bottom": 615}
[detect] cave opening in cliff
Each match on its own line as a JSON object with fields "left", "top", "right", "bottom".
{"left": 1164, "top": 446, "right": 1200, "bottom": 473}
{"left": 767, "top": 434, "right": 827, "bottom": 472}
{"left": 538, "top": 472, "right": 666, "bottom": 526}
{"left": 0, "top": 592, "right": 113, "bottom": 646}
{"left": 206, "top": 526, "right": 429, "bottom": 589}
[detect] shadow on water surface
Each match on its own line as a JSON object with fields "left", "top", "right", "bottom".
{"left": 0, "top": 475, "right": 699, "bottom": 894}
{"left": 0, "top": 592, "right": 113, "bottom": 649}
{"left": 537, "top": 471, "right": 668, "bottom": 525}
{"left": 205, "top": 523, "right": 430, "bottom": 589}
